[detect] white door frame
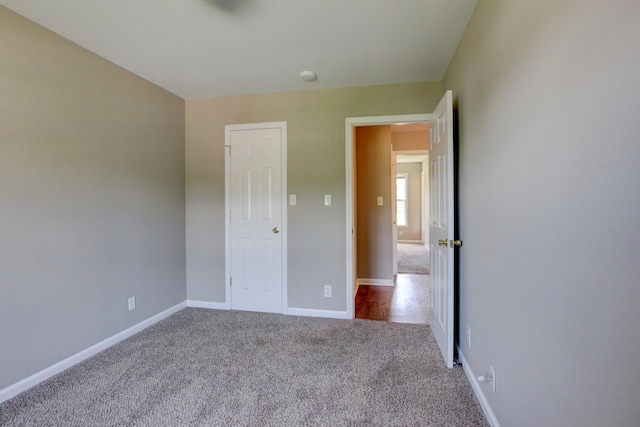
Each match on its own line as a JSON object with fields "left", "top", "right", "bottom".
{"left": 391, "top": 151, "right": 398, "bottom": 276}
{"left": 345, "top": 114, "right": 431, "bottom": 318}
{"left": 225, "top": 121, "right": 288, "bottom": 313}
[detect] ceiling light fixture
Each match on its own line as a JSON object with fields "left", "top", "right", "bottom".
{"left": 299, "top": 71, "right": 317, "bottom": 82}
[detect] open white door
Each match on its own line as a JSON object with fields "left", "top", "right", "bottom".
{"left": 429, "top": 90, "right": 455, "bottom": 368}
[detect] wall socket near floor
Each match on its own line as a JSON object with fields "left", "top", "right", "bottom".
{"left": 128, "top": 296, "right": 136, "bottom": 311}
{"left": 490, "top": 365, "right": 496, "bottom": 393}
{"left": 477, "top": 365, "right": 496, "bottom": 393}
{"left": 466, "top": 324, "right": 471, "bottom": 348}
{"left": 324, "top": 285, "right": 332, "bottom": 298}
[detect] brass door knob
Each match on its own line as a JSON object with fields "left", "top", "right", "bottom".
{"left": 453, "top": 240, "right": 463, "bottom": 247}
{"left": 272, "top": 227, "right": 280, "bottom": 234}
{"left": 438, "top": 238, "right": 448, "bottom": 247}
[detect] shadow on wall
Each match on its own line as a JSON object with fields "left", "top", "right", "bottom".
{"left": 202, "top": 0, "right": 252, "bottom": 13}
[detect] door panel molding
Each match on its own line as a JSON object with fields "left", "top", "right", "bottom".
{"left": 428, "top": 91, "right": 455, "bottom": 368}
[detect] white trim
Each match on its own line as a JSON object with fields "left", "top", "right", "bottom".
{"left": 457, "top": 346, "right": 501, "bottom": 427}
{"left": 395, "top": 149, "right": 430, "bottom": 156}
{"left": 356, "top": 278, "right": 395, "bottom": 287}
{"left": 224, "top": 122, "right": 288, "bottom": 314}
{"left": 186, "top": 300, "right": 229, "bottom": 310}
{"left": 280, "top": 123, "right": 288, "bottom": 315}
{"left": 346, "top": 114, "right": 431, "bottom": 319}
{"left": 398, "top": 239, "right": 424, "bottom": 244}
{"left": 287, "top": 307, "right": 350, "bottom": 319}
{"left": 0, "top": 301, "right": 186, "bottom": 404}
{"left": 396, "top": 172, "right": 409, "bottom": 227}
{"left": 224, "top": 140, "right": 232, "bottom": 311}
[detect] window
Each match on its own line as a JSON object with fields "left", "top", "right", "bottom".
{"left": 396, "top": 173, "right": 408, "bottom": 227}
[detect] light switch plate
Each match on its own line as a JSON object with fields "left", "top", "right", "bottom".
{"left": 289, "top": 194, "right": 297, "bottom": 206}
{"left": 377, "top": 196, "right": 383, "bottom": 206}
{"left": 324, "top": 195, "right": 331, "bottom": 206}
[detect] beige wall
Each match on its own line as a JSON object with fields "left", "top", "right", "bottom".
{"left": 391, "top": 131, "right": 429, "bottom": 151}
{"left": 186, "top": 82, "right": 443, "bottom": 310}
{"left": 355, "top": 126, "right": 393, "bottom": 281}
{"left": 0, "top": 6, "right": 186, "bottom": 390}
{"left": 396, "top": 163, "right": 422, "bottom": 241}
{"left": 444, "top": 0, "right": 640, "bottom": 425}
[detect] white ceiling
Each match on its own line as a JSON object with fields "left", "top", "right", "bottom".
{"left": 0, "top": 0, "right": 478, "bottom": 99}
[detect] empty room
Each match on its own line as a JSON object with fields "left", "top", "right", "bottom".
{"left": 1, "top": 1, "right": 639, "bottom": 426}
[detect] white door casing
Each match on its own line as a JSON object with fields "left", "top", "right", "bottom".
{"left": 345, "top": 114, "right": 430, "bottom": 319}
{"left": 429, "top": 90, "right": 455, "bottom": 368}
{"left": 391, "top": 151, "right": 398, "bottom": 276}
{"left": 225, "top": 122, "right": 287, "bottom": 314}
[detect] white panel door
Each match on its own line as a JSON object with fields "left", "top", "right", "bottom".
{"left": 429, "top": 90, "right": 455, "bottom": 368}
{"left": 229, "top": 125, "right": 284, "bottom": 313}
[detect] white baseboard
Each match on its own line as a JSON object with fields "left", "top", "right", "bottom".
{"left": 187, "top": 300, "right": 349, "bottom": 319}
{"left": 287, "top": 307, "right": 351, "bottom": 319}
{"left": 186, "top": 300, "right": 229, "bottom": 310}
{"left": 457, "top": 346, "right": 501, "bottom": 427}
{"left": 356, "top": 278, "right": 394, "bottom": 287}
{"left": 0, "top": 301, "right": 186, "bottom": 404}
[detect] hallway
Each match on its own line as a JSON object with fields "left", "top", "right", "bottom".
{"left": 355, "top": 274, "right": 429, "bottom": 324}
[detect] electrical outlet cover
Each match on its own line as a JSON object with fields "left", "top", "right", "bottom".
{"left": 490, "top": 365, "right": 496, "bottom": 392}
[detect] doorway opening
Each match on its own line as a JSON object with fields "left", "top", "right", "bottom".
{"left": 344, "top": 114, "right": 432, "bottom": 323}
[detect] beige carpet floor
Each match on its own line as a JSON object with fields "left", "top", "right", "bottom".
{"left": 398, "top": 243, "right": 430, "bottom": 274}
{"left": 0, "top": 308, "right": 487, "bottom": 426}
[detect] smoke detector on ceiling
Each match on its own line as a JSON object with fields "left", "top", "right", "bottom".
{"left": 299, "top": 71, "right": 317, "bottom": 82}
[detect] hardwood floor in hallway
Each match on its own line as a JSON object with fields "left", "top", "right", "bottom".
{"left": 355, "top": 274, "right": 430, "bottom": 324}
